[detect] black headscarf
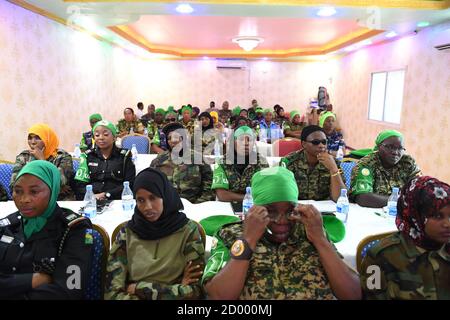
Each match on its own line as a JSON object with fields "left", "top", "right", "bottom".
{"left": 300, "top": 125, "right": 325, "bottom": 141}
{"left": 198, "top": 112, "right": 214, "bottom": 132}
{"left": 127, "top": 168, "right": 188, "bottom": 240}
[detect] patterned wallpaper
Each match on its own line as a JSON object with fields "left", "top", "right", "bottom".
{"left": 0, "top": 1, "right": 328, "bottom": 162}
{"left": 330, "top": 23, "right": 450, "bottom": 182}
{"left": 1, "top": 1, "right": 449, "bottom": 184}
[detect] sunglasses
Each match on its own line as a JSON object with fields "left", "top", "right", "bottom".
{"left": 306, "top": 139, "right": 327, "bottom": 146}
{"left": 380, "top": 143, "right": 406, "bottom": 153}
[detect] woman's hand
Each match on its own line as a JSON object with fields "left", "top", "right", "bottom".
{"left": 32, "top": 273, "right": 52, "bottom": 288}
{"left": 290, "top": 204, "right": 327, "bottom": 245}
{"left": 95, "top": 192, "right": 106, "bottom": 201}
{"left": 317, "top": 152, "right": 338, "bottom": 173}
{"left": 181, "top": 261, "right": 203, "bottom": 285}
{"left": 29, "top": 147, "right": 46, "bottom": 160}
{"left": 127, "top": 283, "right": 137, "bottom": 294}
{"left": 243, "top": 206, "right": 270, "bottom": 250}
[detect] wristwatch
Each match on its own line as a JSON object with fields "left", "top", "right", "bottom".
{"left": 105, "top": 192, "right": 111, "bottom": 199}
{"left": 230, "top": 238, "right": 253, "bottom": 260}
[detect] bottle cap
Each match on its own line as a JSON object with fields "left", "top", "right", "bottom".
{"left": 246, "top": 187, "right": 251, "bottom": 194}
{"left": 123, "top": 181, "right": 129, "bottom": 187}
{"left": 393, "top": 187, "right": 399, "bottom": 193}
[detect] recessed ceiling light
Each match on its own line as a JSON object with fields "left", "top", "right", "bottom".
{"left": 176, "top": 4, "right": 194, "bottom": 14}
{"left": 344, "top": 45, "right": 355, "bottom": 52}
{"left": 317, "top": 7, "right": 337, "bottom": 17}
{"left": 202, "top": 56, "right": 209, "bottom": 60}
{"left": 416, "top": 21, "right": 430, "bottom": 28}
{"left": 359, "top": 39, "right": 372, "bottom": 46}
{"left": 385, "top": 31, "right": 397, "bottom": 38}
{"left": 262, "top": 57, "right": 268, "bottom": 60}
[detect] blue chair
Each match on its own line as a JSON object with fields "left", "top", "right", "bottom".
{"left": 85, "top": 224, "right": 110, "bottom": 300}
{"left": 356, "top": 231, "right": 395, "bottom": 274}
{"left": 122, "top": 135, "right": 150, "bottom": 154}
{"left": 0, "top": 163, "right": 14, "bottom": 200}
{"left": 72, "top": 159, "right": 80, "bottom": 173}
{"left": 340, "top": 160, "right": 357, "bottom": 189}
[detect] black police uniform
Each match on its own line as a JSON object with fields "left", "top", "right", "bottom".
{"left": 75, "top": 146, "right": 136, "bottom": 200}
{"left": 0, "top": 206, "right": 92, "bottom": 299}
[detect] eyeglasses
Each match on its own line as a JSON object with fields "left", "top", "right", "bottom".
{"left": 265, "top": 207, "right": 296, "bottom": 222}
{"left": 306, "top": 139, "right": 327, "bottom": 146}
{"left": 380, "top": 144, "right": 406, "bottom": 153}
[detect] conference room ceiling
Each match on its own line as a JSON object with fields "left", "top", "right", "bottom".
{"left": 8, "top": 0, "right": 450, "bottom": 59}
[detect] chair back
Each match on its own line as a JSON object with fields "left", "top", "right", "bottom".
{"left": 340, "top": 160, "right": 357, "bottom": 189}
{"left": 356, "top": 231, "right": 396, "bottom": 274}
{"left": 122, "top": 134, "right": 151, "bottom": 154}
{"left": 271, "top": 138, "right": 302, "bottom": 157}
{"left": 112, "top": 221, "right": 128, "bottom": 244}
{"left": 85, "top": 224, "right": 110, "bottom": 300}
{"left": 72, "top": 159, "right": 80, "bottom": 173}
{"left": 0, "top": 163, "right": 14, "bottom": 200}
{"left": 193, "top": 220, "right": 206, "bottom": 248}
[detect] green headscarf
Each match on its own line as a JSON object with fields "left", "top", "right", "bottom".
{"left": 92, "top": 120, "right": 117, "bottom": 136}
{"left": 181, "top": 105, "right": 192, "bottom": 114}
{"left": 15, "top": 160, "right": 61, "bottom": 239}
{"left": 251, "top": 166, "right": 298, "bottom": 205}
{"left": 319, "top": 111, "right": 336, "bottom": 128}
{"left": 165, "top": 111, "right": 177, "bottom": 119}
{"left": 233, "top": 125, "right": 255, "bottom": 139}
{"left": 167, "top": 106, "right": 175, "bottom": 113}
{"left": 255, "top": 108, "right": 264, "bottom": 114}
{"left": 290, "top": 110, "right": 301, "bottom": 119}
{"left": 155, "top": 108, "right": 166, "bottom": 115}
{"left": 232, "top": 106, "right": 242, "bottom": 116}
{"left": 89, "top": 113, "right": 102, "bottom": 121}
{"left": 374, "top": 130, "right": 403, "bottom": 151}
{"left": 263, "top": 108, "right": 272, "bottom": 115}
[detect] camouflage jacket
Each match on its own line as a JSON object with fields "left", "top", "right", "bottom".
{"left": 349, "top": 152, "right": 421, "bottom": 201}
{"left": 211, "top": 156, "right": 268, "bottom": 194}
{"left": 283, "top": 121, "right": 305, "bottom": 134}
{"left": 180, "top": 119, "right": 195, "bottom": 136}
{"left": 202, "top": 222, "right": 337, "bottom": 300}
{"left": 116, "top": 119, "right": 145, "bottom": 135}
{"left": 0, "top": 184, "right": 8, "bottom": 201}
{"left": 105, "top": 220, "right": 205, "bottom": 300}
{"left": 360, "top": 232, "right": 450, "bottom": 300}
{"left": 281, "top": 149, "right": 343, "bottom": 200}
{"left": 10, "top": 149, "right": 74, "bottom": 200}
{"left": 146, "top": 120, "right": 165, "bottom": 141}
{"left": 150, "top": 150, "right": 215, "bottom": 203}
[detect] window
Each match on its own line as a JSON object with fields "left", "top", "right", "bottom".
{"left": 368, "top": 69, "right": 405, "bottom": 124}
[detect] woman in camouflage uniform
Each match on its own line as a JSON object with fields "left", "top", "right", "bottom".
{"left": 361, "top": 176, "right": 450, "bottom": 300}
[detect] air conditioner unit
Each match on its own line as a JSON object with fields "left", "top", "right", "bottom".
{"left": 432, "top": 26, "right": 450, "bottom": 51}
{"left": 216, "top": 59, "right": 248, "bottom": 69}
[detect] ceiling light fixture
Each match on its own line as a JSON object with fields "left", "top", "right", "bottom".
{"left": 416, "top": 21, "right": 430, "bottom": 28}
{"left": 176, "top": 4, "right": 194, "bottom": 14}
{"left": 317, "top": 7, "right": 337, "bottom": 17}
{"left": 385, "top": 31, "right": 397, "bottom": 38}
{"left": 232, "top": 36, "right": 264, "bottom": 52}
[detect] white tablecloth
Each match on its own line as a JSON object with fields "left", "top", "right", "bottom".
{"left": 0, "top": 199, "right": 395, "bottom": 270}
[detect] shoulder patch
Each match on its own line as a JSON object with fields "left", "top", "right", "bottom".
{"left": 361, "top": 168, "right": 371, "bottom": 176}
{"left": 369, "top": 234, "right": 401, "bottom": 257}
{"left": 85, "top": 228, "right": 94, "bottom": 245}
{"left": 61, "top": 210, "right": 86, "bottom": 227}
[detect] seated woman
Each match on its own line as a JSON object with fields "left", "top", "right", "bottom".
{"left": 232, "top": 116, "right": 250, "bottom": 130}
{"left": 197, "top": 111, "right": 215, "bottom": 150}
{"left": 80, "top": 113, "right": 102, "bottom": 152}
{"left": 239, "top": 108, "right": 249, "bottom": 119}
{"left": 349, "top": 130, "right": 421, "bottom": 208}
{"left": 203, "top": 166, "right": 361, "bottom": 300}
{"left": 104, "top": 168, "right": 205, "bottom": 300}
{"left": 319, "top": 111, "right": 345, "bottom": 157}
{"left": 258, "top": 109, "right": 284, "bottom": 144}
{"left": 148, "top": 108, "right": 168, "bottom": 154}
{"left": 281, "top": 125, "right": 346, "bottom": 201}
{"left": 283, "top": 111, "right": 306, "bottom": 139}
{"left": 0, "top": 161, "right": 92, "bottom": 299}
{"left": 10, "top": 124, "right": 74, "bottom": 200}
{"left": 212, "top": 126, "right": 267, "bottom": 202}
{"left": 74, "top": 120, "right": 135, "bottom": 200}
{"left": 116, "top": 108, "right": 145, "bottom": 138}
{"left": 273, "top": 104, "right": 288, "bottom": 128}
{"left": 150, "top": 123, "right": 214, "bottom": 204}
{"left": 180, "top": 105, "right": 195, "bottom": 136}
{"left": 361, "top": 176, "right": 450, "bottom": 300}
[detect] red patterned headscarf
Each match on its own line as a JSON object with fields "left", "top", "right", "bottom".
{"left": 396, "top": 176, "right": 450, "bottom": 253}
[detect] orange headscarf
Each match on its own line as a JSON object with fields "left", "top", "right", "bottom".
{"left": 28, "top": 124, "right": 59, "bottom": 159}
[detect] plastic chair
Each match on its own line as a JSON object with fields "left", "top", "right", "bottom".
{"left": 356, "top": 231, "right": 395, "bottom": 274}
{"left": 271, "top": 138, "right": 302, "bottom": 157}
{"left": 85, "top": 224, "right": 110, "bottom": 300}
{"left": 340, "top": 160, "right": 357, "bottom": 189}
{"left": 122, "top": 134, "right": 151, "bottom": 154}
{"left": 0, "top": 162, "right": 14, "bottom": 200}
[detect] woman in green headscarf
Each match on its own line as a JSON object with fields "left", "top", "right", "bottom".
{"left": 349, "top": 129, "right": 421, "bottom": 208}
{"left": 204, "top": 166, "right": 360, "bottom": 300}
{"left": 319, "top": 111, "right": 345, "bottom": 157}
{"left": 283, "top": 110, "right": 305, "bottom": 139}
{"left": 80, "top": 113, "right": 102, "bottom": 151}
{"left": 0, "top": 160, "right": 92, "bottom": 299}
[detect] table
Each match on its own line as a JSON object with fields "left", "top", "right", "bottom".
{"left": 0, "top": 200, "right": 395, "bottom": 270}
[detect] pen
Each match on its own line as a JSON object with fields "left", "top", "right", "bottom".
{"left": 374, "top": 211, "right": 385, "bottom": 218}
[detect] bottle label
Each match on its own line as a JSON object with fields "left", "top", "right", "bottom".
{"left": 84, "top": 207, "right": 97, "bottom": 219}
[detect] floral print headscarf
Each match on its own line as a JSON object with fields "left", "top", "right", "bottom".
{"left": 396, "top": 176, "right": 450, "bottom": 253}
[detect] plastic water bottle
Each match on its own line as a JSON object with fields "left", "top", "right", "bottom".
{"left": 83, "top": 185, "right": 97, "bottom": 219}
{"left": 74, "top": 144, "right": 81, "bottom": 158}
{"left": 242, "top": 187, "right": 253, "bottom": 217}
{"left": 121, "top": 181, "right": 135, "bottom": 213}
{"left": 143, "top": 127, "right": 148, "bottom": 136}
{"left": 336, "top": 146, "right": 344, "bottom": 161}
{"left": 131, "top": 144, "right": 138, "bottom": 164}
{"left": 336, "top": 189, "right": 349, "bottom": 223}
{"left": 387, "top": 187, "right": 400, "bottom": 217}
{"left": 130, "top": 126, "right": 134, "bottom": 134}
